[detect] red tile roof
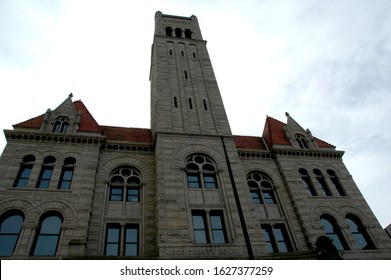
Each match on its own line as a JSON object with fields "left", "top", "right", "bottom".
{"left": 234, "top": 135, "right": 266, "bottom": 150}
{"left": 262, "top": 116, "right": 335, "bottom": 149}
{"left": 101, "top": 126, "right": 153, "bottom": 143}
{"left": 73, "top": 100, "right": 101, "bottom": 132}
{"left": 14, "top": 115, "right": 44, "bottom": 129}
{"left": 263, "top": 116, "right": 290, "bottom": 147}
{"left": 11, "top": 100, "right": 333, "bottom": 148}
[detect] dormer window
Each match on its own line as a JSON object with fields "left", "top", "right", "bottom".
{"left": 295, "top": 134, "right": 309, "bottom": 149}
{"left": 52, "top": 117, "right": 69, "bottom": 133}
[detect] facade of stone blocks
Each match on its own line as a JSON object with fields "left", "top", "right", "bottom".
{"left": 0, "top": 11, "right": 390, "bottom": 260}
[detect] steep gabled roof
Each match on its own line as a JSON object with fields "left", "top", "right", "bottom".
{"left": 262, "top": 115, "right": 335, "bottom": 149}
{"left": 73, "top": 100, "right": 101, "bottom": 132}
{"left": 13, "top": 100, "right": 102, "bottom": 133}
{"left": 263, "top": 116, "right": 290, "bottom": 147}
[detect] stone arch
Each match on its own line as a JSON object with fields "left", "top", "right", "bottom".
{"left": 98, "top": 156, "right": 154, "bottom": 182}
{"left": 241, "top": 162, "right": 282, "bottom": 188}
{"left": 33, "top": 200, "right": 77, "bottom": 228}
{"left": 171, "top": 143, "right": 225, "bottom": 170}
{"left": 0, "top": 198, "right": 35, "bottom": 224}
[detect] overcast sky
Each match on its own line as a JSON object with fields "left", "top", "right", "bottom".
{"left": 0, "top": 0, "right": 390, "bottom": 228}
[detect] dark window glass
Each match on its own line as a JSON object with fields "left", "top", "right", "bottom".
{"left": 0, "top": 212, "right": 24, "bottom": 256}
{"left": 314, "top": 169, "right": 331, "bottom": 196}
{"left": 185, "top": 28, "right": 192, "bottom": 39}
{"left": 261, "top": 224, "right": 292, "bottom": 253}
{"left": 251, "top": 190, "right": 261, "bottom": 204}
{"left": 58, "top": 168, "right": 73, "bottom": 189}
{"left": 186, "top": 155, "right": 218, "bottom": 189}
{"left": 295, "top": 134, "right": 309, "bottom": 149}
{"left": 210, "top": 212, "right": 226, "bottom": 243}
{"left": 110, "top": 187, "right": 123, "bottom": 201}
{"left": 105, "top": 225, "right": 120, "bottom": 256}
{"left": 204, "top": 175, "right": 217, "bottom": 189}
{"left": 327, "top": 170, "right": 346, "bottom": 196}
{"left": 247, "top": 172, "right": 276, "bottom": 204}
{"left": 187, "top": 174, "right": 201, "bottom": 188}
{"left": 263, "top": 190, "right": 275, "bottom": 204}
{"left": 108, "top": 167, "right": 142, "bottom": 202}
{"left": 15, "top": 166, "right": 32, "bottom": 188}
{"left": 32, "top": 213, "right": 62, "bottom": 256}
{"left": 345, "top": 215, "right": 374, "bottom": 250}
{"left": 37, "top": 167, "right": 53, "bottom": 189}
{"left": 165, "top": 26, "right": 172, "bottom": 36}
{"left": 14, "top": 155, "right": 35, "bottom": 188}
{"left": 175, "top": 28, "right": 181, "bottom": 37}
{"left": 124, "top": 225, "right": 139, "bottom": 256}
{"left": 127, "top": 187, "right": 140, "bottom": 202}
{"left": 262, "top": 226, "right": 274, "bottom": 253}
{"left": 299, "top": 168, "right": 317, "bottom": 196}
{"left": 52, "top": 117, "right": 69, "bottom": 133}
{"left": 192, "top": 212, "right": 207, "bottom": 243}
{"left": 320, "top": 216, "right": 347, "bottom": 251}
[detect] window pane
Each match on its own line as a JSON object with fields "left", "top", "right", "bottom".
{"left": 125, "top": 244, "right": 138, "bottom": 256}
{"left": 262, "top": 228, "right": 274, "bottom": 253}
{"left": 263, "top": 191, "right": 275, "bottom": 204}
{"left": 59, "top": 181, "right": 71, "bottom": 190}
{"left": 106, "top": 244, "right": 119, "bottom": 256}
{"left": 33, "top": 235, "right": 58, "bottom": 256}
{"left": 125, "top": 227, "right": 138, "bottom": 243}
{"left": 110, "top": 188, "right": 123, "bottom": 201}
{"left": 273, "top": 227, "right": 288, "bottom": 253}
{"left": 62, "top": 170, "right": 73, "bottom": 181}
{"left": 194, "top": 230, "right": 207, "bottom": 243}
{"left": 127, "top": 188, "right": 139, "bottom": 202}
{"left": 192, "top": 214, "right": 205, "bottom": 229}
{"left": 204, "top": 175, "right": 217, "bottom": 189}
{"left": 212, "top": 230, "right": 226, "bottom": 243}
{"left": 0, "top": 236, "right": 18, "bottom": 256}
{"left": 251, "top": 191, "right": 261, "bottom": 204}
{"left": 1, "top": 215, "right": 24, "bottom": 233}
{"left": 16, "top": 178, "right": 28, "bottom": 188}
{"left": 20, "top": 167, "right": 32, "bottom": 178}
{"left": 41, "top": 216, "right": 62, "bottom": 234}
{"left": 107, "top": 228, "right": 120, "bottom": 242}
{"left": 188, "top": 175, "right": 200, "bottom": 188}
{"left": 210, "top": 215, "right": 223, "bottom": 229}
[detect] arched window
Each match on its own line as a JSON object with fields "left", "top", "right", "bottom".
{"left": 0, "top": 210, "right": 25, "bottom": 256}
{"left": 108, "top": 166, "right": 142, "bottom": 202}
{"left": 185, "top": 155, "right": 218, "bottom": 189}
{"left": 14, "top": 155, "right": 35, "bottom": 188}
{"left": 31, "top": 212, "right": 63, "bottom": 256}
{"left": 52, "top": 117, "right": 69, "bottom": 133}
{"left": 295, "top": 134, "right": 309, "bottom": 149}
{"left": 36, "top": 156, "right": 56, "bottom": 189}
{"left": 327, "top": 169, "right": 346, "bottom": 196}
{"left": 247, "top": 172, "right": 275, "bottom": 204}
{"left": 313, "top": 169, "right": 332, "bottom": 196}
{"left": 185, "top": 28, "right": 192, "bottom": 39}
{"left": 345, "top": 214, "right": 374, "bottom": 250}
{"left": 299, "top": 168, "right": 316, "bottom": 196}
{"left": 320, "top": 215, "right": 348, "bottom": 251}
{"left": 165, "top": 26, "right": 172, "bottom": 36}
{"left": 175, "top": 27, "right": 182, "bottom": 37}
{"left": 58, "top": 157, "right": 76, "bottom": 190}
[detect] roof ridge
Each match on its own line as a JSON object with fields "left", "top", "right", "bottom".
{"left": 101, "top": 125, "right": 151, "bottom": 130}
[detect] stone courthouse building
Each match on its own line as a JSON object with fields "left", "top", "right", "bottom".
{"left": 1, "top": 11, "right": 390, "bottom": 260}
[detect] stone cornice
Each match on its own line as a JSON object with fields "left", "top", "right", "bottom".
{"left": 4, "top": 129, "right": 105, "bottom": 146}
{"left": 237, "top": 147, "right": 344, "bottom": 159}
